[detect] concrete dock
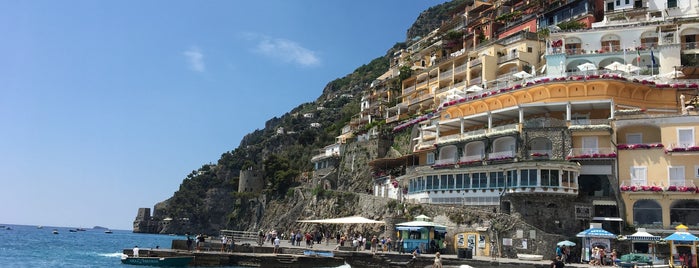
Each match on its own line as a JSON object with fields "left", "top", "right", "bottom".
{"left": 123, "top": 238, "right": 600, "bottom": 267}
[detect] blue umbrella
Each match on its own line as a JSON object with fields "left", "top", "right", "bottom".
{"left": 664, "top": 231, "right": 699, "bottom": 242}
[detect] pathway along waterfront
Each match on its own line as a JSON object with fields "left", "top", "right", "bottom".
{"left": 120, "top": 237, "right": 613, "bottom": 267}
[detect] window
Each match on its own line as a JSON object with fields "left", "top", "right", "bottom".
{"left": 541, "top": 169, "right": 560, "bottom": 186}
{"left": 582, "top": 136, "right": 599, "bottom": 154}
{"left": 506, "top": 170, "right": 518, "bottom": 187}
{"left": 631, "top": 166, "right": 647, "bottom": 185}
{"left": 490, "top": 172, "right": 505, "bottom": 188}
{"left": 463, "top": 173, "right": 471, "bottom": 188}
{"left": 472, "top": 172, "right": 487, "bottom": 188}
{"left": 678, "top": 128, "right": 694, "bottom": 148}
{"left": 626, "top": 133, "right": 642, "bottom": 144}
{"left": 456, "top": 174, "right": 463, "bottom": 189}
{"left": 447, "top": 174, "right": 455, "bottom": 189}
{"left": 571, "top": 113, "right": 590, "bottom": 125}
{"left": 427, "top": 153, "right": 435, "bottom": 165}
{"left": 521, "top": 169, "right": 538, "bottom": 186}
{"left": 633, "top": 200, "right": 662, "bottom": 225}
{"left": 667, "top": 0, "right": 677, "bottom": 8}
{"left": 426, "top": 175, "right": 434, "bottom": 190}
{"left": 669, "top": 166, "right": 685, "bottom": 186}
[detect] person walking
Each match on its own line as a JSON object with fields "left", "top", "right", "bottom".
{"left": 433, "top": 252, "right": 443, "bottom": 268}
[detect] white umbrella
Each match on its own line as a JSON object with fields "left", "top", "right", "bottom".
{"left": 466, "top": 84, "right": 483, "bottom": 92}
{"left": 625, "top": 64, "right": 641, "bottom": 74}
{"left": 604, "top": 62, "right": 626, "bottom": 72}
{"left": 661, "top": 70, "right": 685, "bottom": 79}
{"left": 577, "top": 62, "right": 597, "bottom": 72}
{"left": 513, "top": 71, "right": 532, "bottom": 79}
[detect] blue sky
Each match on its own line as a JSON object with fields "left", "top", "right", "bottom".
{"left": 0, "top": 0, "right": 446, "bottom": 230}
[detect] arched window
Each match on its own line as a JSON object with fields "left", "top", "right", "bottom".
{"left": 632, "top": 200, "right": 662, "bottom": 225}
{"left": 438, "top": 145, "right": 458, "bottom": 164}
{"left": 530, "top": 137, "right": 552, "bottom": 157}
{"left": 670, "top": 200, "right": 699, "bottom": 226}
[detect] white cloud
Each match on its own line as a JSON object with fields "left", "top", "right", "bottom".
{"left": 183, "top": 47, "right": 205, "bottom": 72}
{"left": 245, "top": 33, "right": 320, "bottom": 67}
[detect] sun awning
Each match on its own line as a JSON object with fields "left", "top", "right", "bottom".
{"left": 592, "top": 200, "right": 617, "bottom": 206}
{"left": 627, "top": 230, "right": 661, "bottom": 241}
{"left": 297, "top": 216, "right": 385, "bottom": 224}
{"left": 396, "top": 226, "right": 425, "bottom": 231}
{"left": 592, "top": 217, "right": 623, "bottom": 222}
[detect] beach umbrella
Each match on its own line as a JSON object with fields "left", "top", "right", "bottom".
{"left": 604, "top": 61, "right": 626, "bottom": 72}
{"left": 466, "top": 85, "right": 483, "bottom": 92}
{"left": 661, "top": 70, "right": 685, "bottom": 79}
{"left": 576, "top": 227, "right": 616, "bottom": 238}
{"left": 557, "top": 240, "right": 576, "bottom": 247}
{"left": 577, "top": 62, "right": 597, "bottom": 72}
{"left": 619, "top": 253, "right": 650, "bottom": 263}
{"left": 625, "top": 64, "right": 641, "bottom": 74}
{"left": 512, "top": 70, "right": 532, "bottom": 79}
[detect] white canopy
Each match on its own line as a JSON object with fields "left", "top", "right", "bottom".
{"left": 627, "top": 228, "right": 661, "bottom": 241}
{"left": 396, "top": 221, "right": 446, "bottom": 228}
{"left": 296, "top": 216, "right": 385, "bottom": 224}
{"left": 604, "top": 61, "right": 626, "bottom": 72}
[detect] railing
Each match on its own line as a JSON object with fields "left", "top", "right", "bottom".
{"left": 454, "top": 63, "right": 468, "bottom": 75}
{"left": 403, "top": 85, "right": 416, "bottom": 96}
{"left": 570, "top": 118, "right": 611, "bottom": 126}
{"left": 491, "top": 123, "right": 518, "bottom": 132}
{"left": 665, "top": 143, "right": 699, "bottom": 153}
{"left": 464, "top": 129, "right": 487, "bottom": 137}
{"left": 409, "top": 93, "right": 434, "bottom": 105}
{"left": 529, "top": 150, "right": 552, "bottom": 158}
{"left": 498, "top": 52, "right": 519, "bottom": 64}
{"left": 386, "top": 114, "right": 401, "bottom": 123}
{"left": 469, "top": 58, "right": 482, "bottom": 67}
{"left": 488, "top": 150, "right": 514, "bottom": 160}
{"left": 682, "top": 42, "right": 698, "bottom": 50}
{"left": 416, "top": 80, "right": 428, "bottom": 88}
{"left": 434, "top": 158, "right": 457, "bottom": 166}
{"left": 459, "top": 155, "right": 483, "bottom": 163}
{"left": 440, "top": 69, "right": 453, "bottom": 80}
{"left": 523, "top": 118, "right": 567, "bottom": 128}
{"left": 567, "top": 147, "right": 616, "bottom": 159}
{"left": 469, "top": 77, "right": 482, "bottom": 85}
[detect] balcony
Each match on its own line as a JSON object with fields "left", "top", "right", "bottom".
{"left": 488, "top": 150, "right": 515, "bottom": 161}
{"left": 665, "top": 144, "right": 699, "bottom": 154}
{"left": 620, "top": 180, "right": 698, "bottom": 194}
{"left": 469, "top": 77, "right": 482, "bottom": 86}
{"left": 566, "top": 147, "right": 616, "bottom": 160}
{"left": 569, "top": 119, "right": 612, "bottom": 132}
{"left": 469, "top": 58, "right": 482, "bottom": 67}
{"left": 497, "top": 52, "right": 519, "bottom": 64}
{"left": 528, "top": 150, "right": 552, "bottom": 160}
{"left": 440, "top": 69, "right": 454, "bottom": 80}
{"left": 454, "top": 63, "right": 468, "bottom": 75}
{"left": 403, "top": 85, "right": 416, "bottom": 96}
{"left": 433, "top": 158, "right": 457, "bottom": 168}
{"left": 458, "top": 155, "right": 483, "bottom": 165}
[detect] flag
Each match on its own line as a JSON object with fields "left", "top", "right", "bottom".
{"left": 650, "top": 49, "right": 656, "bottom": 67}
{"left": 637, "top": 49, "right": 641, "bottom": 65}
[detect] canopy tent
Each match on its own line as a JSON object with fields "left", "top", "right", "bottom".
{"left": 577, "top": 225, "right": 616, "bottom": 262}
{"left": 577, "top": 228, "right": 616, "bottom": 238}
{"left": 664, "top": 224, "right": 699, "bottom": 267}
{"left": 396, "top": 220, "right": 446, "bottom": 228}
{"left": 625, "top": 64, "right": 641, "bottom": 74}
{"left": 296, "top": 216, "right": 385, "bottom": 224}
{"left": 627, "top": 228, "right": 661, "bottom": 241}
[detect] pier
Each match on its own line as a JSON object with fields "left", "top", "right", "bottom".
{"left": 121, "top": 236, "right": 609, "bottom": 267}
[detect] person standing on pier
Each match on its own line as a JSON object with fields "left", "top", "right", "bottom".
{"left": 221, "top": 236, "right": 228, "bottom": 252}
{"left": 273, "top": 236, "right": 280, "bottom": 254}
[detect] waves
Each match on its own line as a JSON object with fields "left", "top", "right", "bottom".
{"left": 98, "top": 252, "right": 125, "bottom": 258}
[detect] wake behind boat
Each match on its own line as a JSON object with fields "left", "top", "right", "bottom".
{"left": 120, "top": 255, "right": 194, "bottom": 267}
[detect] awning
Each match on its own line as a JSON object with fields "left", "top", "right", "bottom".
{"left": 592, "top": 200, "right": 618, "bottom": 206}
{"left": 396, "top": 226, "right": 424, "bottom": 231}
{"left": 297, "top": 216, "right": 385, "bottom": 224}
{"left": 592, "top": 217, "right": 623, "bottom": 222}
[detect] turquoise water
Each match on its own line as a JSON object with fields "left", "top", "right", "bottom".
{"left": 0, "top": 224, "right": 352, "bottom": 268}
{"left": 0, "top": 224, "right": 189, "bottom": 267}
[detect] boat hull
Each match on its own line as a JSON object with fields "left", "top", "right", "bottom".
{"left": 120, "top": 256, "right": 194, "bottom": 267}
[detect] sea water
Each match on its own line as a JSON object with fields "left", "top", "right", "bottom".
{"left": 0, "top": 224, "right": 352, "bottom": 268}
{"left": 0, "top": 224, "right": 188, "bottom": 267}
